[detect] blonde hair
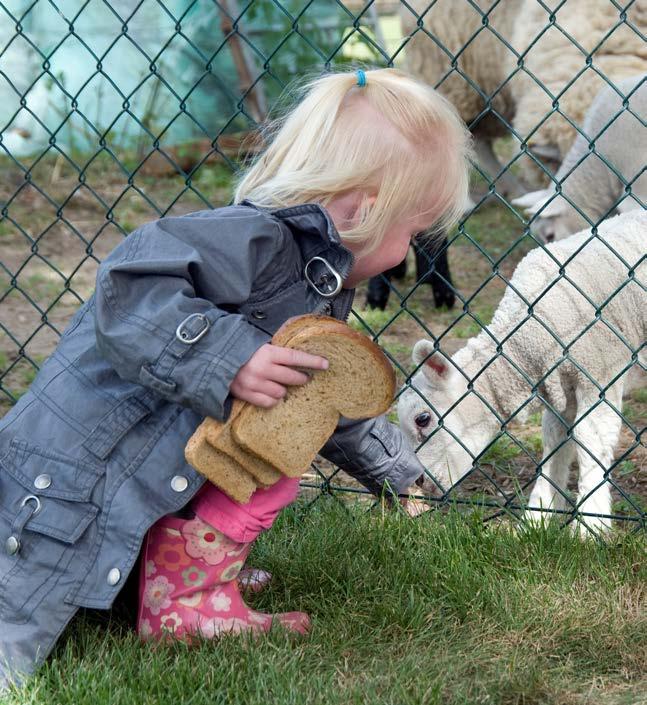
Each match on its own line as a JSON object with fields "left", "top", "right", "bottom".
{"left": 234, "top": 68, "right": 473, "bottom": 253}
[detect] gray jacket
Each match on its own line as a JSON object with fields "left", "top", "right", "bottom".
{"left": 0, "top": 201, "right": 424, "bottom": 688}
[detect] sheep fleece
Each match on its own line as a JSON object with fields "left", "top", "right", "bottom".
{"left": 464, "top": 212, "right": 646, "bottom": 419}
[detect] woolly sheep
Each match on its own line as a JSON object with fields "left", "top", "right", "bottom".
{"left": 512, "top": 75, "right": 646, "bottom": 243}
{"left": 397, "top": 211, "right": 646, "bottom": 536}
{"left": 401, "top": 1, "right": 647, "bottom": 194}
{"left": 510, "top": 0, "right": 647, "bottom": 160}
{"left": 400, "top": 0, "right": 524, "bottom": 197}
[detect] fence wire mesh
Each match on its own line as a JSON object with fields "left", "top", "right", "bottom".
{"left": 0, "top": 0, "right": 644, "bottom": 536}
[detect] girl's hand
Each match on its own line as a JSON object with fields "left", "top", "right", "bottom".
{"left": 400, "top": 486, "right": 433, "bottom": 517}
{"left": 230, "top": 344, "right": 328, "bottom": 408}
{"left": 400, "top": 497, "right": 432, "bottom": 517}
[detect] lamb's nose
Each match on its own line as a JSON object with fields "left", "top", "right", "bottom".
{"left": 415, "top": 474, "right": 426, "bottom": 487}
{"left": 545, "top": 233, "right": 555, "bottom": 242}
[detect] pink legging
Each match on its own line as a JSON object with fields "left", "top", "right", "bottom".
{"left": 190, "top": 476, "right": 300, "bottom": 543}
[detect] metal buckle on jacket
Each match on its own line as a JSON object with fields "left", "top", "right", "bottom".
{"left": 304, "top": 256, "right": 343, "bottom": 298}
{"left": 5, "top": 495, "right": 42, "bottom": 556}
{"left": 175, "top": 313, "right": 210, "bottom": 344}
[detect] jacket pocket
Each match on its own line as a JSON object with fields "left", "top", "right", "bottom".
{"left": 0, "top": 439, "right": 102, "bottom": 623}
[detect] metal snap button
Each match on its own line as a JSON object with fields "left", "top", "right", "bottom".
{"left": 107, "top": 568, "right": 121, "bottom": 586}
{"left": 34, "top": 474, "right": 52, "bottom": 490}
{"left": 171, "top": 475, "right": 189, "bottom": 493}
{"left": 5, "top": 536, "right": 20, "bottom": 556}
{"left": 251, "top": 309, "right": 267, "bottom": 320}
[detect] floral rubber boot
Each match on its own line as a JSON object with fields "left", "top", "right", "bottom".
{"left": 137, "top": 514, "right": 310, "bottom": 640}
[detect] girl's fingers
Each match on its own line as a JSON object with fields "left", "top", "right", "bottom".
{"left": 270, "top": 346, "right": 328, "bottom": 371}
{"left": 268, "top": 365, "right": 312, "bottom": 386}
{"left": 239, "top": 391, "right": 282, "bottom": 409}
{"left": 255, "top": 380, "right": 288, "bottom": 400}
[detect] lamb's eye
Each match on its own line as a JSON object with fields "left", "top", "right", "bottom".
{"left": 414, "top": 411, "right": 431, "bottom": 428}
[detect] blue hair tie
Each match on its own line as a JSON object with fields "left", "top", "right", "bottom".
{"left": 356, "top": 69, "right": 367, "bottom": 87}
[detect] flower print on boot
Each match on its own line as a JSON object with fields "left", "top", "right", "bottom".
{"left": 137, "top": 515, "right": 309, "bottom": 641}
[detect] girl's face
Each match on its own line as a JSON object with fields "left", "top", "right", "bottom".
{"left": 341, "top": 214, "right": 432, "bottom": 288}
{"left": 325, "top": 191, "right": 435, "bottom": 289}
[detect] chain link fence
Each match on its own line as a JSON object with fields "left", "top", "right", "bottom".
{"left": 0, "top": 0, "right": 644, "bottom": 534}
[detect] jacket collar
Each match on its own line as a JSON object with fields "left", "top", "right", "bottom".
{"left": 241, "top": 200, "right": 355, "bottom": 281}
{"left": 241, "top": 200, "right": 356, "bottom": 320}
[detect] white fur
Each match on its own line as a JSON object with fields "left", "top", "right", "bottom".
{"left": 513, "top": 76, "right": 647, "bottom": 242}
{"left": 397, "top": 212, "right": 647, "bottom": 536}
{"left": 401, "top": 2, "right": 647, "bottom": 192}
{"left": 510, "top": 1, "right": 647, "bottom": 159}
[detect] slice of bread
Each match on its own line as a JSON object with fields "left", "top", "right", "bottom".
{"left": 231, "top": 319, "right": 395, "bottom": 477}
{"left": 184, "top": 416, "right": 258, "bottom": 504}
{"left": 203, "top": 402, "right": 282, "bottom": 486}
{"left": 185, "top": 316, "right": 339, "bottom": 498}
{"left": 202, "top": 315, "right": 344, "bottom": 484}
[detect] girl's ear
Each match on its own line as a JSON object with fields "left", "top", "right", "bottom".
{"left": 412, "top": 339, "right": 453, "bottom": 387}
{"left": 327, "top": 191, "right": 376, "bottom": 231}
{"left": 348, "top": 192, "right": 376, "bottom": 224}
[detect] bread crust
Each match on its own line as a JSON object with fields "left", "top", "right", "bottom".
{"left": 184, "top": 417, "right": 258, "bottom": 504}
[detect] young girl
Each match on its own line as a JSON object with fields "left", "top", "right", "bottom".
{"left": 0, "top": 68, "right": 471, "bottom": 687}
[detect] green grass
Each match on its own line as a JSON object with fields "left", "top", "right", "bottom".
{"left": 480, "top": 436, "right": 523, "bottom": 466}
{"left": 23, "top": 273, "right": 65, "bottom": 303}
{"left": 0, "top": 354, "right": 44, "bottom": 407}
{"left": 631, "top": 388, "right": 647, "bottom": 405}
{"left": 6, "top": 502, "right": 646, "bottom": 705}
{"left": 613, "top": 493, "right": 647, "bottom": 516}
{"left": 522, "top": 432, "right": 544, "bottom": 458}
{"left": 0, "top": 220, "right": 15, "bottom": 239}
{"left": 528, "top": 412, "right": 543, "bottom": 426}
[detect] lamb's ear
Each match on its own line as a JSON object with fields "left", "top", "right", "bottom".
{"left": 531, "top": 143, "right": 561, "bottom": 162}
{"left": 529, "top": 193, "right": 567, "bottom": 218}
{"left": 511, "top": 189, "right": 549, "bottom": 211}
{"left": 412, "top": 339, "right": 453, "bottom": 387}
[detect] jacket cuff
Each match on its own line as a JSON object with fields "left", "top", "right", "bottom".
{"left": 319, "top": 416, "right": 426, "bottom": 497}
{"left": 386, "top": 445, "right": 427, "bottom": 496}
{"left": 194, "top": 317, "right": 271, "bottom": 421}
{"left": 194, "top": 318, "right": 270, "bottom": 420}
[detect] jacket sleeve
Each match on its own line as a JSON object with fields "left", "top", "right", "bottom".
{"left": 319, "top": 415, "right": 425, "bottom": 497}
{"left": 94, "top": 210, "right": 280, "bottom": 420}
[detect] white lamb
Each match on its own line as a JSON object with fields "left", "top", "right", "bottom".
{"left": 397, "top": 211, "right": 646, "bottom": 536}
{"left": 512, "top": 75, "right": 647, "bottom": 243}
